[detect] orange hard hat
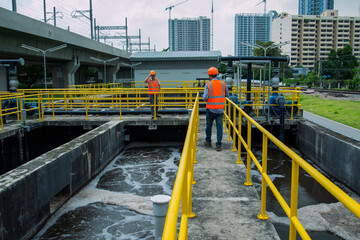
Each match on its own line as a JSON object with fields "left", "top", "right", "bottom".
{"left": 208, "top": 67, "right": 219, "bottom": 75}
{"left": 150, "top": 70, "right": 156, "bottom": 75}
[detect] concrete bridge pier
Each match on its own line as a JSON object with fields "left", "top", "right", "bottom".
{"left": 49, "top": 65, "right": 65, "bottom": 88}
{"left": 65, "top": 57, "right": 80, "bottom": 86}
{"left": 0, "top": 66, "right": 7, "bottom": 91}
{"left": 109, "top": 62, "right": 121, "bottom": 84}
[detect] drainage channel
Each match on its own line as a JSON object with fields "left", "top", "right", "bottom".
{"left": 32, "top": 143, "right": 181, "bottom": 239}
{"left": 250, "top": 147, "right": 360, "bottom": 240}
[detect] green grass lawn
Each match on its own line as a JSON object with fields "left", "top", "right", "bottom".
{"left": 300, "top": 94, "right": 360, "bottom": 130}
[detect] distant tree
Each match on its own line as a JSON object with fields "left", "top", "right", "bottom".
{"left": 218, "top": 62, "right": 227, "bottom": 74}
{"left": 322, "top": 45, "right": 359, "bottom": 81}
{"left": 18, "top": 64, "right": 47, "bottom": 88}
{"left": 346, "top": 68, "right": 360, "bottom": 90}
{"left": 252, "top": 41, "right": 282, "bottom": 57}
{"left": 252, "top": 41, "right": 292, "bottom": 80}
{"left": 304, "top": 72, "right": 321, "bottom": 88}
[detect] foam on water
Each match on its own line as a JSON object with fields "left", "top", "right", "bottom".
{"left": 268, "top": 199, "right": 360, "bottom": 240}
{"left": 34, "top": 145, "right": 181, "bottom": 239}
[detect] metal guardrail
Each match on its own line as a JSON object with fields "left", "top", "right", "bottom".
{"left": 224, "top": 98, "right": 360, "bottom": 240}
{"left": 18, "top": 87, "right": 301, "bottom": 117}
{"left": 0, "top": 93, "right": 43, "bottom": 131}
{"left": 162, "top": 93, "right": 199, "bottom": 239}
{"left": 0, "top": 86, "right": 301, "bottom": 132}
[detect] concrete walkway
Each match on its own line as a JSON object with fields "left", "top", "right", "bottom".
{"left": 303, "top": 111, "right": 360, "bottom": 142}
{"left": 188, "top": 118, "right": 280, "bottom": 240}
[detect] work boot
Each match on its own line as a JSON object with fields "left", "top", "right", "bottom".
{"left": 204, "top": 140, "right": 212, "bottom": 148}
{"left": 215, "top": 145, "right": 221, "bottom": 151}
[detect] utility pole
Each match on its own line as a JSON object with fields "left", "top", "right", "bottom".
{"left": 46, "top": 7, "right": 64, "bottom": 26}
{"left": 90, "top": 0, "right": 93, "bottom": 40}
{"left": 12, "top": 0, "right": 16, "bottom": 12}
{"left": 96, "top": 18, "right": 129, "bottom": 50}
{"left": 71, "top": 0, "right": 94, "bottom": 39}
{"left": 43, "top": 0, "right": 46, "bottom": 23}
{"left": 211, "top": 0, "right": 214, "bottom": 51}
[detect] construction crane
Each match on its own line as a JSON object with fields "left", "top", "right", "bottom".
{"left": 165, "top": 0, "right": 189, "bottom": 20}
{"left": 256, "top": 0, "right": 267, "bottom": 42}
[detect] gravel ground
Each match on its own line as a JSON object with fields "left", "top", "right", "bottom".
{"left": 303, "top": 90, "right": 360, "bottom": 101}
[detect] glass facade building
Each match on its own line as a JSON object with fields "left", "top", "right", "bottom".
{"left": 298, "top": 0, "right": 334, "bottom": 15}
{"left": 168, "top": 17, "right": 210, "bottom": 51}
{"left": 234, "top": 13, "right": 272, "bottom": 56}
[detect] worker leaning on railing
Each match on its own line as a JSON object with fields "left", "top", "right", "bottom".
{"left": 144, "top": 70, "right": 161, "bottom": 119}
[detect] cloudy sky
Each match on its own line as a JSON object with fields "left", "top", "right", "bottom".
{"left": 1, "top": 0, "right": 359, "bottom": 55}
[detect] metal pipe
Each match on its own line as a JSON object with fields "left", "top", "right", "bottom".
{"left": 247, "top": 63, "right": 252, "bottom": 101}
{"left": 44, "top": 109, "right": 207, "bottom": 115}
{"left": 220, "top": 56, "right": 288, "bottom": 62}
{"left": 151, "top": 195, "right": 171, "bottom": 240}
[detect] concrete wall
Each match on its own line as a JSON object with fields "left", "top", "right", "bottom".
{"left": 296, "top": 120, "right": 360, "bottom": 194}
{"left": 0, "top": 121, "right": 125, "bottom": 240}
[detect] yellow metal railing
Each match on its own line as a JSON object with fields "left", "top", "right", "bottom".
{"left": 2, "top": 86, "right": 301, "bottom": 131}
{"left": 162, "top": 93, "right": 199, "bottom": 239}
{"left": 0, "top": 93, "right": 43, "bottom": 131}
{"left": 224, "top": 98, "right": 360, "bottom": 240}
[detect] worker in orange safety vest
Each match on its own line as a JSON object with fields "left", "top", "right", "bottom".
{"left": 144, "top": 70, "right": 161, "bottom": 119}
{"left": 203, "top": 67, "right": 229, "bottom": 151}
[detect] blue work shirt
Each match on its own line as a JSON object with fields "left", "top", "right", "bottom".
{"left": 203, "top": 78, "right": 229, "bottom": 114}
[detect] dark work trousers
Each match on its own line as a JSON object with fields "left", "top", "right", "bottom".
{"left": 205, "top": 109, "right": 224, "bottom": 147}
{"left": 149, "top": 94, "right": 159, "bottom": 116}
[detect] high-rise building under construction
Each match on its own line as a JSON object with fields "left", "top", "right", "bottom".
{"left": 168, "top": 16, "right": 210, "bottom": 51}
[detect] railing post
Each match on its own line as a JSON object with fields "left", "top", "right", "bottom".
{"left": 289, "top": 160, "right": 300, "bottom": 240}
{"left": 258, "top": 134, "right": 269, "bottom": 220}
{"left": 52, "top": 93, "right": 55, "bottom": 120}
{"left": 119, "top": 93, "right": 122, "bottom": 120}
{"left": 154, "top": 94, "right": 157, "bottom": 120}
{"left": 231, "top": 102, "right": 237, "bottom": 151}
{"left": 236, "top": 111, "right": 243, "bottom": 164}
{"left": 223, "top": 101, "right": 228, "bottom": 133}
{"left": 227, "top": 101, "right": 231, "bottom": 141}
{"left": 244, "top": 121, "right": 253, "bottom": 186}
{"left": 0, "top": 100, "right": 3, "bottom": 132}
{"left": 85, "top": 94, "right": 89, "bottom": 121}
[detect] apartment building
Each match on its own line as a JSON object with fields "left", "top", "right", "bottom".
{"left": 168, "top": 16, "right": 210, "bottom": 51}
{"left": 272, "top": 10, "right": 360, "bottom": 69}
{"left": 234, "top": 13, "right": 272, "bottom": 56}
{"left": 298, "top": 0, "right": 334, "bottom": 16}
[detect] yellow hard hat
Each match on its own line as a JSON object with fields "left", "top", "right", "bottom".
{"left": 150, "top": 70, "right": 156, "bottom": 75}
{"left": 208, "top": 67, "right": 218, "bottom": 75}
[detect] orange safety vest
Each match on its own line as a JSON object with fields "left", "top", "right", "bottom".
{"left": 148, "top": 78, "right": 160, "bottom": 95}
{"left": 206, "top": 80, "right": 225, "bottom": 109}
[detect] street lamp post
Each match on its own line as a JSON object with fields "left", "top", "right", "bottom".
{"left": 90, "top": 57, "right": 120, "bottom": 83}
{"left": 21, "top": 44, "right": 67, "bottom": 89}
{"left": 240, "top": 41, "right": 290, "bottom": 82}
{"left": 241, "top": 41, "right": 290, "bottom": 57}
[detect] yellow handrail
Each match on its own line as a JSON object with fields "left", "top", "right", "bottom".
{"left": 224, "top": 98, "right": 360, "bottom": 240}
{"left": 162, "top": 93, "right": 199, "bottom": 239}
